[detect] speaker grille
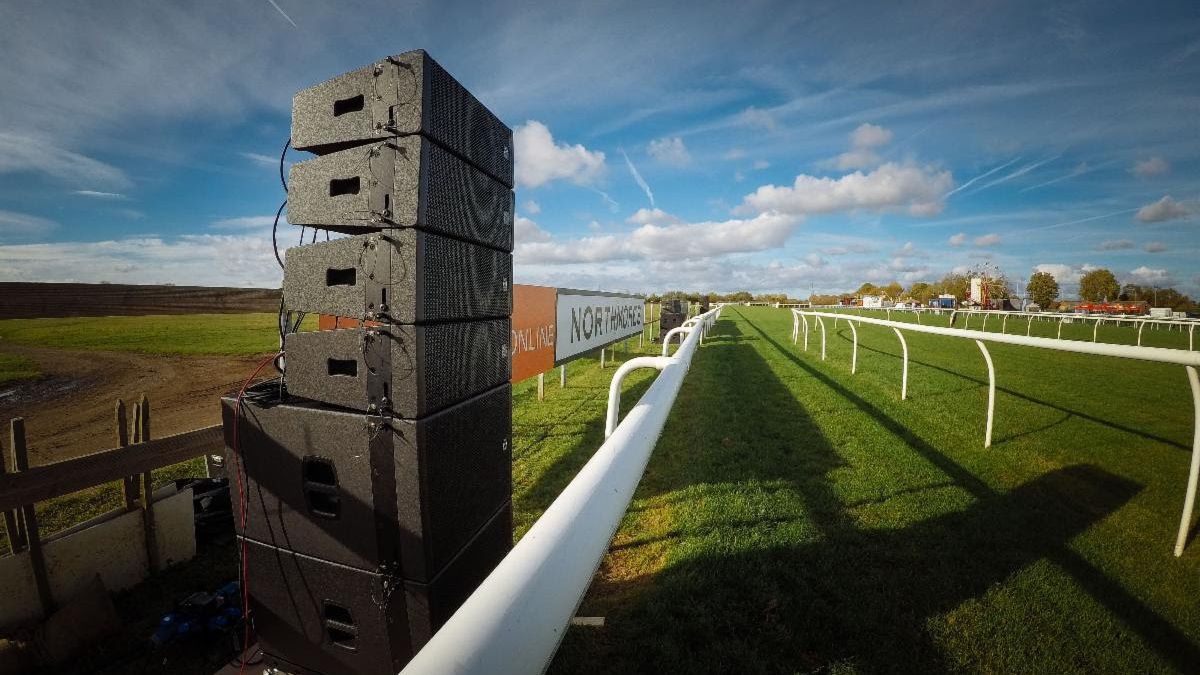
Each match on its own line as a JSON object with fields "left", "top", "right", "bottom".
{"left": 423, "top": 139, "right": 514, "bottom": 251}
{"left": 424, "top": 55, "right": 514, "bottom": 188}
{"left": 416, "top": 233, "right": 511, "bottom": 323}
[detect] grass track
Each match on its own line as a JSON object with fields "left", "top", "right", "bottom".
{"left": 0, "top": 352, "right": 39, "bottom": 384}
{"left": 545, "top": 306, "right": 1199, "bottom": 673}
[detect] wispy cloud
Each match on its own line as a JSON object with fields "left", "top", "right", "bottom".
{"left": 972, "top": 155, "right": 1061, "bottom": 192}
{"left": 0, "top": 210, "right": 59, "bottom": 238}
{"left": 73, "top": 190, "right": 127, "bottom": 200}
{"left": 0, "top": 132, "right": 131, "bottom": 189}
{"left": 622, "top": 150, "right": 655, "bottom": 207}
{"left": 241, "top": 152, "right": 278, "bottom": 167}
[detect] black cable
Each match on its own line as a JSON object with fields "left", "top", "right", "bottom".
{"left": 270, "top": 199, "right": 287, "bottom": 269}
{"left": 279, "top": 137, "right": 290, "bottom": 193}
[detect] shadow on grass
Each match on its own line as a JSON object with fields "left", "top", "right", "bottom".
{"left": 826, "top": 326, "right": 1190, "bottom": 451}
{"left": 551, "top": 310, "right": 1197, "bottom": 673}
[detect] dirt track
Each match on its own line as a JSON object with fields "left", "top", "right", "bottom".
{"left": 0, "top": 344, "right": 267, "bottom": 466}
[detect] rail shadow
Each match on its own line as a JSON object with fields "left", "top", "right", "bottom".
{"left": 551, "top": 309, "right": 1198, "bottom": 673}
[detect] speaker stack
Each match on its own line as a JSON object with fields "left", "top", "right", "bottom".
{"left": 221, "top": 50, "right": 514, "bottom": 675}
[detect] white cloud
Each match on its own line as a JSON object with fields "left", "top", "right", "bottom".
{"left": 723, "top": 148, "right": 747, "bottom": 161}
{"left": 513, "top": 121, "right": 605, "bottom": 189}
{"left": 1131, "top": 157, "right": 1169, "bottom": 178}
{"left": 515, "top": 215, "right": 552, "bottom": 243}
{"left": 1097, "top": 239, "right": 1134, "bottom": 251}
{"left": 752, "top": 159, "right": 770, "bottom": 170}
{"left": 1143, "top": 241, "right": 1166, "bottom": 253}
{"left": 1136, "top": 195, "right": 1193, "bottom": 223}
{"left": 516, "top": 211, "right": 800, "bottom": 264}
{"left": 1128, "top": 266, "right": 1171, "bottom": 284}
{"left": 821, "top": 123, "right": 894, "bottom": 170}
{"left": 0, "top": 210, "right": 58, "bottom": 238}
{"left": 0, "top": 132, "right": 130, "bottom": 189}
{"left": 737, "top": 162, "right": 953, "bottom": 217}
{"left": 626, "top": 208, "right": 682, "bottom": 226}
{"left": 522, "top": 200, "right": 541, "bottom": 215}
{"left": 738, "top": 106, "right": 778, "bottom": 132}
{"left": 1033, "top": 263, "right": 1097, "bottom": 286}
{"left": 211, "top": 215, "right": 278, "bottom": 229}
{"left": 622, "top": 150, "right": 655, "bottom": 207}
{"left": 647, "top": 137, "right": 691, "bottom": 167}
{"left": 73, "top": 190, "right": 127, "bottom": 200}
{"left": 948, "top": 233, "right": 967, "bottom": 247}
{"left": 0, "top": 234, "right": 283, "bottom": 288}
{"left": 973, "top": 233, "right": 1001, "bottom": 246}
{"left": 241, "top": 152, "right": 278, "bottom": 167}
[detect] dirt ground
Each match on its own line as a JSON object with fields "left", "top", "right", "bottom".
{"left": 0, "top": 344, "right": 268, "bottom": 466}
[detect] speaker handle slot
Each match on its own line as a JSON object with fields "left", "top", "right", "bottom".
{"left": 322, "top": 601, "right": 359, "bottom": 650}
{"left": 326, "top": 267, "right": 357, "bottom": 287}
{"left": 329, "top": 176, "right": 361, "bottom": 196}
{"left": 302, "top": 457, "right": 341, "bottom": 520}
{"left": 327, "top": 358, "right": 358, "bottom": 377}
{"left": 332, "top": 94, "right": 364, "bottom": 117}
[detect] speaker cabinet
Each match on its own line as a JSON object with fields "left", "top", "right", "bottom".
{"left": 222, "top": 384, "right": 511, "bottom": 582}
{"left": 291, "top": 49, "right": 513, "bottom": 189}
{"left": 283, "top": 231, "right": 511, "bottom": 323}
{"left": 242, "top": 501, "right": 511, "bottom": 675}
{"left": 283, "top": 319, "right": 510, "bottom": 417}
{"left": 286, "top": 138, "right": 513, "bottom": 252}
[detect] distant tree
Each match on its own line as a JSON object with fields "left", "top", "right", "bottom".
{"left": 882, "top": 281, "right": 904, "bottom": 299}
{"left": 728, "top": 290, "right": 753, "bottom": 302}
{"left": 934, "top": 273, "right": 970, "bottom": 300}
{"left": 1079, "top": 268, "right": 1120, "bottom": 302}
{"left": 1027, "top": 271, "right": 1059, "bottom": 309}
{"left": 856, "top": 282, "right": 879, "bottom": 296}
{"left": 907, "top": 282, "right": 934, "bottom": 304}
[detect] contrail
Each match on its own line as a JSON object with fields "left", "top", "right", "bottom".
{"left": 1019, "top": 158, "right": 1120, "bottom": 192}
{"left": 621, "top": 150, "right": 654, "bottom": 207}
{"left": 975, "top": 154, "right": 1061, "bottom": 191}
{"left": 593, "top": 189, "right": 620, "bottom": 212}
{"left": 944, "top": 156, "right": 1022, "bottom": 198}
{"left": 265, "top": 0, "right": 298, "bottom": 27}
{"left": 1019, "top": 206, "right": 1140, "bottom": 233}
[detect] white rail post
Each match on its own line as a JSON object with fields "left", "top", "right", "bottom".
{"left": 1175, "top": 365, "right": 1200, "bottom": 556}
{"left": 1002, "top": 314, "right": 1008, "bottom": 333}
{"left": 848, "top": 320, "right": 858, "bottom": 374}
{"left": 791, "top": 312, "right": 799, "bottom": 344}
{"left": 802, "top": 314, "right": 810, "bottom": 352}
{"left": 604, "top": 356, "right": 672, "bottom": 437}
{"left": 815, "top": 315, "right": 827, "bottom": 361}
{"left": 537, "top": 372, "right": 545, "bottom": 401}
{"left": 1138, "top": 320, "right": 1146, "bottom": 347}
{"left": 893, "top": 327, "right": 908, "bottom": 400}
{"left": 1026, "top": 316, "right": 1032, "bottom": 337}
{"left": 1058, "top": 316, "right": 1065, "bottom": 339}
{"left": 1190, "top": 324, "right": 1195, "bottom": 352}
{"left": 975, "top": 340, "right": 996, "bottom": 448}
{"left": 1093, "top": 319, "right": 1100, "bottom": 343}
{"left": 560, "top": 364, "right": 566, "bottom": 388}
{"left": 661, "top": 327, "right": 691, "bottom": 357}
{"left": 600, "top": 347, "right": 606, "bottom": 368}
{"left": 983, "top": 313, "right": 989, "bottom": 332}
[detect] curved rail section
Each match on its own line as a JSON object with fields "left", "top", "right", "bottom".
{"left": 791, "top": 308, "right": 1200, "bottom": 557}
{"left": 400, "top": 306, "right": 723, "bottom": 675}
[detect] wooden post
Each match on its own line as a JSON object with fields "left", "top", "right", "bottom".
{"left": 116, "top": 400, "right": 139, "bottom": 511}
{"left": 0, "top": 431, "right": 25, "bottom": 553}
{"left": 559, "top": 364, "right": 566, "bottom": 388}
{"left": 600, "top": 348, "right": 606, "bottom": 369}
{"left": 12, "top": 418, "right": 54, "bottom": 616}
{"left": 537, "top": 373, "right": 545, "bottom": 401}
{"left": 137, "top": 395, "right": 160, "bottom": 573}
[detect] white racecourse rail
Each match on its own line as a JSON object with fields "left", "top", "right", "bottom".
{"left": 790, "top": 308, "right": 1200, "bottom": 558}
{"left": 399, "top": 306, "right": 723, "bottom": 675}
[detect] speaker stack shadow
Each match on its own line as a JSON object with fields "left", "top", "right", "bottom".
{"left": 221, "top": 50, "right": 515, "bottom": 675}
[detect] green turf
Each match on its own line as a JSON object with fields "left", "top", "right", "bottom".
{"left": 0, "top": 352, "right": 39, "bottom": 384}
{"left": 541, "top": 306, "right": 1199, "bottom": 673}
{"left": 0, "top": 313, "right": 313, "bottom": 356}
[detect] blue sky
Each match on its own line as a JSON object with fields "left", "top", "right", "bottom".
{"left": 0, "top": 0, "right": 1197, "bottom": 297}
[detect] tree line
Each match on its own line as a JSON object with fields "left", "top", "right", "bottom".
{"left": 646, "top": 267, "right": 1198, "bottom": 312}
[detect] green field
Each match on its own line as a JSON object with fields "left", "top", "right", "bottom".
{"left": 542, "top": 306, "right": 1198, "bottom": 673}
{"left": 0, "top": 312, "right": 311, "bottom": 356}
{"left": 0, "top": 352, "right": 39, "bottom": 385}
{"left": 3, "top": 307, "right": 1197, "bottom": 672}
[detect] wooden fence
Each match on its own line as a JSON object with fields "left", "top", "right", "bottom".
{"left": 0, "top": 395, "right": 222, "bottom": 618}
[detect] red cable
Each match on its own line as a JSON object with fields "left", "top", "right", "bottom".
{"left": 230, "top": 352, "right": 281, "bottom": 675}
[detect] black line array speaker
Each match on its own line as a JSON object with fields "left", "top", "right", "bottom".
{"left": 241, "top": 500, "right": 511, "bottom": 675}
{"left": 226, "top": 49, "right": 514, "bottom": 674}
{"left": 290, "top": 50, "right": 514, "bottom": 189}
{"left": 283, "top": 320, "right": 510, "bottom": 416}
{"left": 286, "top": 138, "right": 514, "bottom": 251}
{"left": 282, "top": 230, "right": 511, "bottom": 323}
{"left": 222, "top": 385, "right": 511, "bottom": 580}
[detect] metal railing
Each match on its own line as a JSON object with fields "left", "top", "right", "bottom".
{"left": 790, "top": 308, "right": 1200, "bottom": 557}
{"left": 400, "top": 306, "right": 723, "bottom": 675}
